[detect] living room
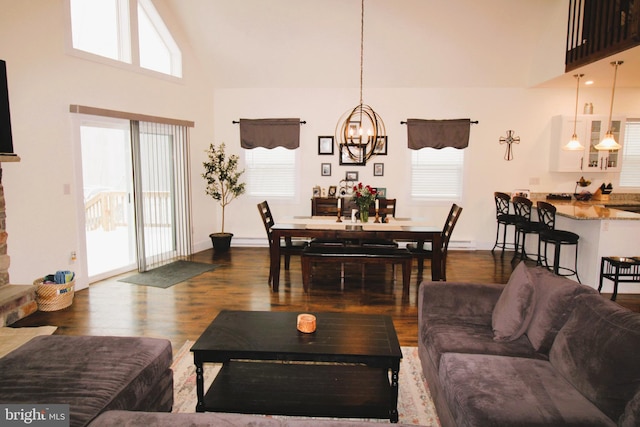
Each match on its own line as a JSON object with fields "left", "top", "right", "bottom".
{"left": 1, "top": 1, "right": 640, "bottom": 425}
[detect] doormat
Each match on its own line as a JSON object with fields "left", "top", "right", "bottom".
{"left": 118, "top": 261, "right": 219, "bottom": 289}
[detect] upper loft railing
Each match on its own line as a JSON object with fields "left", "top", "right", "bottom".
{"left": 566, "top": 0, "right": 640, "bottom": 71}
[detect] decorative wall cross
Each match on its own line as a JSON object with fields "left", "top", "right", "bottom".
{"left": 499, "top": 130, "right": 520, "bottom": 161}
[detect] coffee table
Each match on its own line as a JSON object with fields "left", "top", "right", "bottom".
{"left": 191, "top": 310, "right": 403, "bottom": 422}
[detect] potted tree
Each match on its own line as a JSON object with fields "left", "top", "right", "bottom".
{"left": 202, "top": 142, "right": 246, "bottom": 252}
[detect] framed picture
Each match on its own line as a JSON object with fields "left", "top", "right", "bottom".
{"left": 373, "top": 163, "right": 384, "bottom": 176}
{"left": 339, "top": 144, "right": 365, "bottom": 165}
{"left": 375, "top": 187, "right": 387, "bottom": 198}
{"left": 312, "top": 186, "right": 321, "bottom": 197}
{"left": 318, "top": 136, "right": 334, "bottom": 155}
{"left": 328, "top": 185, "right": 337, "bottom": 197}
{"left": 321, "top": 163, "right": 331, "bottom": 176}
{"left": 345, "top": 171, "right": 359, "bottom": 181}
{"left": 373, "top": 136, "right": 388, "bottom": 155}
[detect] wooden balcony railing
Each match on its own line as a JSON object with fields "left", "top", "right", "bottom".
{"left": 566, "top": 0, "right": 640, "bottom": 71}
{"left": 85, "top": 191, "right": 171, "bottom": 231}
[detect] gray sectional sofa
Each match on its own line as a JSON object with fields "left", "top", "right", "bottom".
{"left": 418, "top": 261, "right": 640, "bottom": 427}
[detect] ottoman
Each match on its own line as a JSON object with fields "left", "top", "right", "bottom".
{"left": 0, "top": 335, "right": 173, "bottom": 427}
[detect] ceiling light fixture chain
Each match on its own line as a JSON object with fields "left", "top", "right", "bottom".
{"left": 335, "top": 0, "right": 386, "bottom": 165}
{"left": 595, "top": 60, "right": 623, "bottom": 151}
{"left": 563, "top": 73, "right": 585, "bottom": 151}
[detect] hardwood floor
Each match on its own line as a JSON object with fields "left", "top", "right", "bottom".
{"left": 12, "top": 248, "right": 640, "bottom": 351}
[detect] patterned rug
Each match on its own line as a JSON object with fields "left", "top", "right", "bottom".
{"left": 171, "top": 341, "right": 440, "bottom": 426}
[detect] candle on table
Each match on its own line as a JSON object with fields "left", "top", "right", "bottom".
{"left": 375, "top": 199, "right": 379, "bottom": 209}
{"left": 337, "top": 198, "right": 341, "bottom": 209}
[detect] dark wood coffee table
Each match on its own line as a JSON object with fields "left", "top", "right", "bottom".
{"left": 191, "top": 310, "right": 402, "bottom": 422}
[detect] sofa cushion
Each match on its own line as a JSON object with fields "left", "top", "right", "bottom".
{"left": 491, "top": 261, "right": 536, "bottom": 341}
{"left": 525, "top": 265, "right": 597, "bottom": 353}
{"left": 0, "top": 336, "right": 173, "bottom": 427}
{"left": 549, "top": 293, "right": 640, "bottom": 424}
{"left": 439, "top": 353, "right": 615, "bottom": 427}
{"left": 422, "top": 320, "right": 543, "bottom": 368}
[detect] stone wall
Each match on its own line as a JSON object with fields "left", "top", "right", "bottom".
{"left": 0, "top": 166, "right": 9, "bottom": 286}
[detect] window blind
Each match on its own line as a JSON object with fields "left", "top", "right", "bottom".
{"left": 411, "top": 147, "right": 464, "bottom": 201}
{"left": 620, "top": 120, "right": 640, "bottom": 187}
{"left": 245, "top": 147, "right": 296, "bottom": 198}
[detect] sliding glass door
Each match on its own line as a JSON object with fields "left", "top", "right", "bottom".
{"left": 78, "top": 116, "right": 192, "bottom": 281}
{"left": 80, "top": 119, "right": 137, "bottom": 279}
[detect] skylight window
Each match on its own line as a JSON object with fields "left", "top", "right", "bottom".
{"left": 69, "top": 0, "right": 182, "bottom": 78}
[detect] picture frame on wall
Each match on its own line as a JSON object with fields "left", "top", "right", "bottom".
{"left": 321, "top": 163, "right": 331, "bottom": 176}
{"left": 375, "top": 187, "right": 387, "bottom": 198}
{"left": 339, "top": 144, "right": 365, "bottom": 165}
{"left": 345, "top": 171, "right": 358, "bottom": 181}
{"left": 373, "top": 136, "right": 388, "bottom": 155}
{"left": 318, "top": 136, "right": 334, "bottom": 155}
{"left": 373, "top": 163, "right": 384, "bottom": 176}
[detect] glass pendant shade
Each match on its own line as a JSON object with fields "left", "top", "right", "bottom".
{"left": 563, "top": 73, "right": 584, "bottom": 151}
{"left": 595, "top": 61, "right": 623, "bottom": 151}
{"left": 564, "top": 134, "right": 584, "bottom": 151}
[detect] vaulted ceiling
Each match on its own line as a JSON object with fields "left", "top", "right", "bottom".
{"left": 161, "top": 0, "right": 640, "bottom": 89}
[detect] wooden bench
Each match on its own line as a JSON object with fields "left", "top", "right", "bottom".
{"left": 301, "top": 246, "right": 412, "bottom": 293}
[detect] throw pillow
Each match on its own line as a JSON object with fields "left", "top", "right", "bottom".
{"left": 525, "top": 266, "right": 597, "bottom": 353}
{"left": 549, "top": 293, "right": 640, "bottom": 422}
{"left": 491, "top": 261, "right": 536, "bottom": 341}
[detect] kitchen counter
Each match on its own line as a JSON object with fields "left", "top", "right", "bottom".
{"left": 514, "top": 193, "right": 640, "bottom": 291}
{"left": 529, "top": 194, "right": 640, "bottom": 220}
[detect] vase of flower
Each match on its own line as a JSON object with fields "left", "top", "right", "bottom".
{"left": 352, "top": 182, "right": 376, "bottom": 223}
{"left": 359, "top": 207, "right": 370, "bottom": 223}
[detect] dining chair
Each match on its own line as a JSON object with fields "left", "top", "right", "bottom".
{"left": 536, "top": 201, "right": 581, "bottom": 282}
{"left": 361, "top": 198, "right": 399, "bottom": 248}
{"left": 511, "top": 196, "right": 542, "bottom": 263}
{"left": 257, "top": 201, "right": 308, "bottom": 285}
{"left": 492, "top": 192, "right": 518, "bottom": 256}
{"left": 406, "top": 203, "right": 463, "bottom": 281}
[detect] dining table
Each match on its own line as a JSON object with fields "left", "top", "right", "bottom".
{"left": 270, "top": 216, "right": 443, "bottom": 292}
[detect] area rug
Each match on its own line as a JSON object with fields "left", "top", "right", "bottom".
{"left": 0, "top": 325, "right": 57, "bottom": 358}
{"left": 118, "top": 261, "right": 219, "bottom": 289}
{"left": 171, "top": 341, "right": 440, "bottom": 426}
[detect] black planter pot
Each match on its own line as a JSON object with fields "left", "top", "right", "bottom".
{"left": 209, "top": 232, "right": 233, "bottom": 252}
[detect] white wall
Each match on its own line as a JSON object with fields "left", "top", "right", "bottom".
{"left": 1, "top": 0, "right": 639, "bottom": 290}
{"left": 210, "top": 86, "right": 640, "bottom": 256}
{"left": 0, "top": 0, "right": 215, "bottom": 288}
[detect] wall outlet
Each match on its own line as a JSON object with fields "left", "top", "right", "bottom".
{"left": 70, "top": 251, "right": 77, "bottom": 262}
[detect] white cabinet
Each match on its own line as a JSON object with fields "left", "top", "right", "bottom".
{"left": 550, "top": 115, "right": 625, "bottom": 172}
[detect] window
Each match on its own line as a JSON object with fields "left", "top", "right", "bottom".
{"left": 620, "top": 119, "right": 640, "bottom": 187}
{"left": 244, "top": 148, "right": 296, "bottom": 198}
{"left": 411, "top": 148, "right": 464, "bottom": 201}
{"left": 69, "top": 0, "right": 182, "bottom": 78}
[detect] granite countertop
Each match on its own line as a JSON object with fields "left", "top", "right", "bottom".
{"left": 526, "top": 193, "right": 640, "bottom": 221}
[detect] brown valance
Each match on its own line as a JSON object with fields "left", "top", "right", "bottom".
{"left": 239, "top": 118, "right": 301, "bottom": 149}
{"left": 407, "top": 118, "right": 471, "bottom": 150}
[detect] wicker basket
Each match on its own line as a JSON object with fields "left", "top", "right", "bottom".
{"left": 33, "top": 278, "right": 75, "bottom": 311}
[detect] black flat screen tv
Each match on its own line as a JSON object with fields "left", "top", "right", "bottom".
{"left": 0, "top": 59, "right": 15, "bottom": 155}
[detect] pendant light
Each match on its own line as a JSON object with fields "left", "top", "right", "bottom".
{"left": 335, "top": 0, "right": 385, "bottom": 165}
{"left": 563, "top": 73, "right": 585, "bottom": 151}
{"left": 595, "top": 61, "right": 623, "bottom": 151}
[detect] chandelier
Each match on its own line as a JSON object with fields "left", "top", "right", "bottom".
{"left": 595, "top": 61, "right": 623, "bottom": 151}
{"left": 563, "top": 73, "right": 585, "bottom": 151}
{"left": 335, "top": 0, "right": 385, "bottom": 165}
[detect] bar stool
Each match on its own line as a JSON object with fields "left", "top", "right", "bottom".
{"left": 492, "top": 192, "right": 518, "bottom": 256}
{"left": 598, "top": 256, "right": 640, "bottom": 301}
{"left": 536, "top": 201, "right": 581, "bottom": 283}
{"left": 511, "top": 196, "right": 542, "bottom": 263}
